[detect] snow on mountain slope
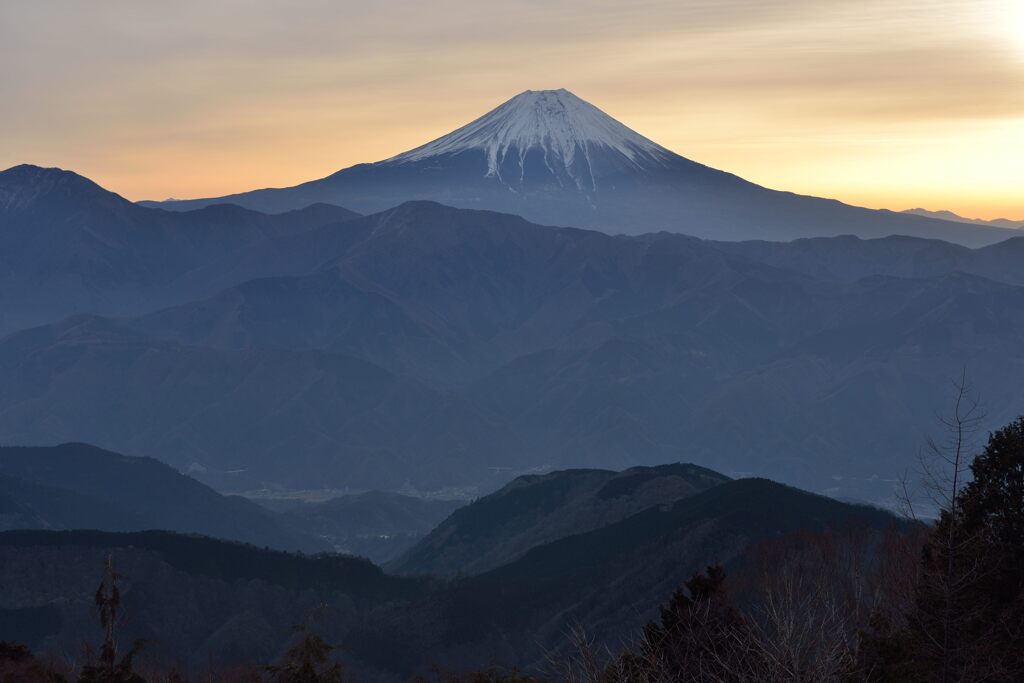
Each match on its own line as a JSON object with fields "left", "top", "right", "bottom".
{"left": 387, "top": 89, "right": 674, "bottom": 188}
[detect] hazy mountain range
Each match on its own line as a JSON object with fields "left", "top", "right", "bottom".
{"left": 0, "top": 163, "right": 360, "bottom": 336}
{"left": 3, "top": 88, "right": 1023, "bottom": 505}
{"left": 139, "top": 89, "right": 1011, "bottom": 246}
{"left": 2, "top": 161, "right": 1024, "bottom": 502}
{"left": 903, "top": 208, "right": 1024, "bottom": 230}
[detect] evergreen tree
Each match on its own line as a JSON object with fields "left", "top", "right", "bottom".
{"left": 946, "top": 417, "right": 1024, "bottom": 679}
{"left": 863, "top": 416, "right": 1024, "bottom": 682}
{"left": 265, "top": 625, "right": 344, "bottom": 683}
{"left": 634, "top": 565, "right": 748, "bottom": 681}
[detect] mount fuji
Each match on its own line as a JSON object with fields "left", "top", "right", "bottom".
{"left": 144, "top": 88, "right": 1009, "bottom": 246}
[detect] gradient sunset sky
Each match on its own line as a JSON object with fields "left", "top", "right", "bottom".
{"left": 2, "top": 0, "right": 1022, "bottom": 219}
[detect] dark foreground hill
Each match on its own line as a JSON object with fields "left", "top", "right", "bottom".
{"left": 352, "top": 478, "right": 904, "bottom": 677}
{"left": 0, "top": 443, "right": 465, "bottom": 562}
{"left": 0, "top": 529, "right": 425, "bottom": 679}
{"left": 0, "top": 473, "right": 905, "bottom": 680}
{"left": 392, "top": 463, "right": 728, "bottom": 575}
{"left": 0, "top": 443, "right": 327, "bottom": 552}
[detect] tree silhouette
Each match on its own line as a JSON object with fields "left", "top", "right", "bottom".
{"left": 865, "top": 415, "right": 1024, "bottom": 681}
{"left": 265, "top": 624, "right": 344, "bottom": 683}
{"left": 78, "top": 555, "right": 146, "bottom": 683}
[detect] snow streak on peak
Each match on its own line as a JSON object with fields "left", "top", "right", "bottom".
{"left": 386, "top": 89, "right": 675, "bottom": 184}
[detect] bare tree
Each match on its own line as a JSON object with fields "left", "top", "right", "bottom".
{"left": 921, "top": 372, "right": 983, "bottom": 516}
{"left": 547, "top": 625, "right": 612, "bottom": 683}
{"left": 888, "top": 372, "right": 1001, "bottom": 682}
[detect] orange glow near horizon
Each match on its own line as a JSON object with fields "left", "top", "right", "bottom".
{"left": 1, "top": 0, "right": 1022, "bottom": 220}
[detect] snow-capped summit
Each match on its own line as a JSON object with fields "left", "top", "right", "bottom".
{"left": 387, "top": 89, "right": 674, "bottom": 188}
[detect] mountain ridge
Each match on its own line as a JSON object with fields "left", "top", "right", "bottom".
{"left": 352, "top": 476, "right": 906, "bottom": 677}
{"left": 391, "top": 463, "right": 730, "bottom": 576}
{"left": 135, "top": 90, "right": 1013, "bottom": 246}
{"left": 3, "top": 197, "right": 1024, "bottom": 499}
{"left": 902, "top": 207, "right": 1024, "bottom": 229}
{"left": 0, "top": 164, "right": 361, "bottom": 336}
{"left": 0, "top": 443, "right": 327, "bottom": 551}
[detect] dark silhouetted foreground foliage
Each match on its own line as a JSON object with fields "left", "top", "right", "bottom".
{"left": 0, "top": 641, "right": 66, "bottom": 683}
{"left": 265, "top": 625, "right": 345, "bottom": 683}
{"left": 859, "top": 417, "right": 1024, "bottom": 682}
{"left": 5, "top": 416, "right": 1024, "bottom": 682}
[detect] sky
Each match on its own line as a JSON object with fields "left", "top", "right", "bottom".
{"left": 1, "top": 0, "right": 1022, "bottom": 219}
